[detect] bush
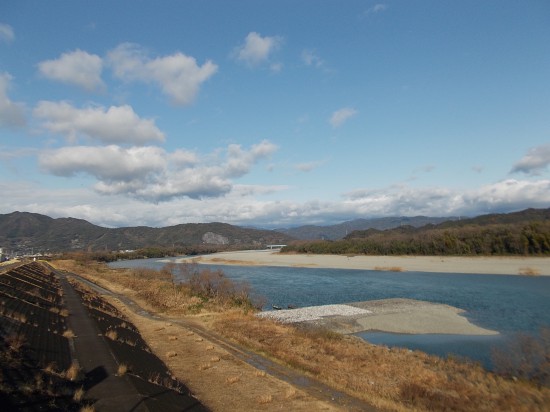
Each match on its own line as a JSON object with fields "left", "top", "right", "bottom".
{"left": 175, "top": 263, "right": 254, "bottom": 309}
{"left": 492, "top": 327, "right": 550, "bottom": 387}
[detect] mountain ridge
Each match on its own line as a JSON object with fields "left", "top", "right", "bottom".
{"left": 275, "top": 216, "right": 457, "bottom": 240}
{"left": 0, "top": 211, "right": 293, "bottom": 254}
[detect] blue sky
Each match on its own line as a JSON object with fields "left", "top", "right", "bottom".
{"left": 1, "top": 1, "right": 549, "bottom": 228}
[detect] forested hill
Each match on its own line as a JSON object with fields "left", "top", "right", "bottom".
{"left": 0, "top": 212, "right": 293, "bottom": 254}
{"left": 282, "top": 208, "right": 550, "bottom": 256}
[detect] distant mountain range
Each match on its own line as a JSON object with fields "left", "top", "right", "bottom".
{"left": 282, "top": 208, "right": 550, "bottom": 256}
{"left": 2, "top": 209, "right": 546, "bottom": 255}
{"left": 0, "top": 212, "right": 293, "bottom": 254}
{"left": 275, "top": 216, "right": 456, "bottom": 240}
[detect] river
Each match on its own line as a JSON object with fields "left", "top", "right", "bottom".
{"left": 109, "top": 257, "right": 550, "bottom": 369}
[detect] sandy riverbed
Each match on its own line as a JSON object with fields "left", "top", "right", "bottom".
{"left": 258, "top": 298, "right": 499, "bottom": 335}
{"left": 178, "top": 250, "right": 550, "bottom": 276}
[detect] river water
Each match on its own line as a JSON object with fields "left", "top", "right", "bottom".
{"left": 109, "top": 257, "right": 550, "bottom": 369}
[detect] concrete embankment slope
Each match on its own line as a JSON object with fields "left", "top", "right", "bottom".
{"left": 0, "top": 262, "right": 208, "bottom": 411}
{"left": 259, "top": 298, "right": 498, "bottom": 335}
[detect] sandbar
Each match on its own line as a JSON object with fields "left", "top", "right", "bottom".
{"left": 259, "top": 298, "right": 499, "bottom": 335}
{"left": 178, "top": 250, "right": 550, "bottom": 276}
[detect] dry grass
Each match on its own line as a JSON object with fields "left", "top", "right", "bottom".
{"left": 53, "top": 259, "right": 256, "bottom": 315}
{"left": 374, "top": 266, "right": 404, "bottom": 272}
{"left": 64, "top": 362, "right": 81, "bottom": 381}
{"left": 73, "top": 386, "right": 85, "bottom": 402}
{"left": 258, "top": 394, "right": 273, "bottom": 404}
{"left": 5, "top": 333, "right": 25, "bottom": 352}
{"left": 104, "top": 329, "right": 118, "bottom": 341}
{"left": 226, "top": 375, "right": 241, "bottom": 384}
{"left": 199, "top": 362, "right": 212, "bottom": 371}
{"left": 285, "top": 387, "right": 297, "bottom": 399}
{"left": 63, "top": 329, "right": 76, "bottom": 338}
{"left": 215, "top": 311, "right": 550, "bottom": 412}
{"left": 117, "top": 363, "right": 128, "bottom": 376}
{"left": 519, "top": 267, "right": 541, "bottom": 276}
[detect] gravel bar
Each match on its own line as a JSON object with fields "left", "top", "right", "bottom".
{"left": 257, "top": 304, "right": 371, "bottom": 323}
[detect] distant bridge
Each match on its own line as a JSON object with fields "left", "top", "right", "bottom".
{"left": 266, "top": 244, "right": 287, "bottom": 250}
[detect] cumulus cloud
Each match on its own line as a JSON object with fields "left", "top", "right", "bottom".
{"left": 38, "top": 49, "right": 104, "bottom": 91}
{"left": 107, "top": 43, "right": 218, "bottom": 105}
{"left": 0, "top": 72, "right": 26, "bottom": 128}
{"left": 34, "top": 101, "right": 165, "bottom": 145}
{"left": 234, "top": 32, "right": 282, "bottom": 67}
{"left": 225, "top": 140, "right": 278, "bottom": 177}
{"left": 39, "top": 145, "right": 166, "bottom": 181}
{"left": 38, "top": 140, "right": 277, "bottom": 202}
{"left": 330, "top": 107, "right": 357, "bottom": 128}
{"left": 511, "top": 143, "right": 550, "bottom": 175}
{"left": 0, "top": 23, "right": 14, "bottom": 43}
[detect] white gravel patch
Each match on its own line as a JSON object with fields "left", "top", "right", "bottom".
{"left": 257, "top": 304, "right": 371, "bottom": 323}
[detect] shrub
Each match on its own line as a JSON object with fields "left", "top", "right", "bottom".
{"left": 492, "top": 327, "right": 550, "bottom": 387}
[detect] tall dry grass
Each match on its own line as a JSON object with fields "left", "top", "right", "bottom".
{"left": 214, "top": 312, "right": 550, "bottom": 412}
{"left": 53, "top": 259, "right": 255, "bottom": 314}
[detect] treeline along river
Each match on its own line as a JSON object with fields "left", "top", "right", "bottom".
{"left": 109, "top": 258, "right": 550, "bottom": 369}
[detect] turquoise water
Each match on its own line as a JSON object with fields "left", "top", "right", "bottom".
{"left": 109, "top": 258, "right": 550, "bottom": 368}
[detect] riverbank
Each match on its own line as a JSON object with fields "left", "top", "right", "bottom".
{"left": 178, "top": 250, "right": 550, "bottom": 275}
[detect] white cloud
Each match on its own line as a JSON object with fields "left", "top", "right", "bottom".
{"left": 34, "top": 101, "right": 165, "bottom": 145}
{"left": 234, "top": 32, "right": 282, "bottom": 67}
{"left": 301, "top": 49, "right": 324, "bottom": 68}
{"left": 38, "top": 49, "right": 104, "bottom": 91}
{"left": 224, "top": 140, "right": 278, "bottom": 178}
{"left": 2, "top": 177, "right": 549, "bottom": 228}
{"left": 108, "top": 43, "right": 218, "bottom": 105}
{"left": 365, "top": 4, "right": 388, "bottom": 16}
{"left": 330, "top": 107, "right": 357, "bottom": 128}
{"left": 0, "top": 23, "right": 14, "bottom": 43}
{"left": 511, "top": 143, "right": 550, "bottom": 175}
{"left": 0, "top": 72, "right": 26, "bottom": 128}
{"left": 38, "top": 140, "right": 277, "bottom": 202}
{"left": 39, "top": 145, "right": 166, "bottom": 181}
{"left": 170, "top": 149, "right": 199, "bottom": 167}
{"left": 295, "top": 161, "right": 323, "bottom": 172}
{"left": 344, "top": 179, "right": 550, "bottom": 217}
{"left": 270, "top": 62, "right": 283, "bottom": 73}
